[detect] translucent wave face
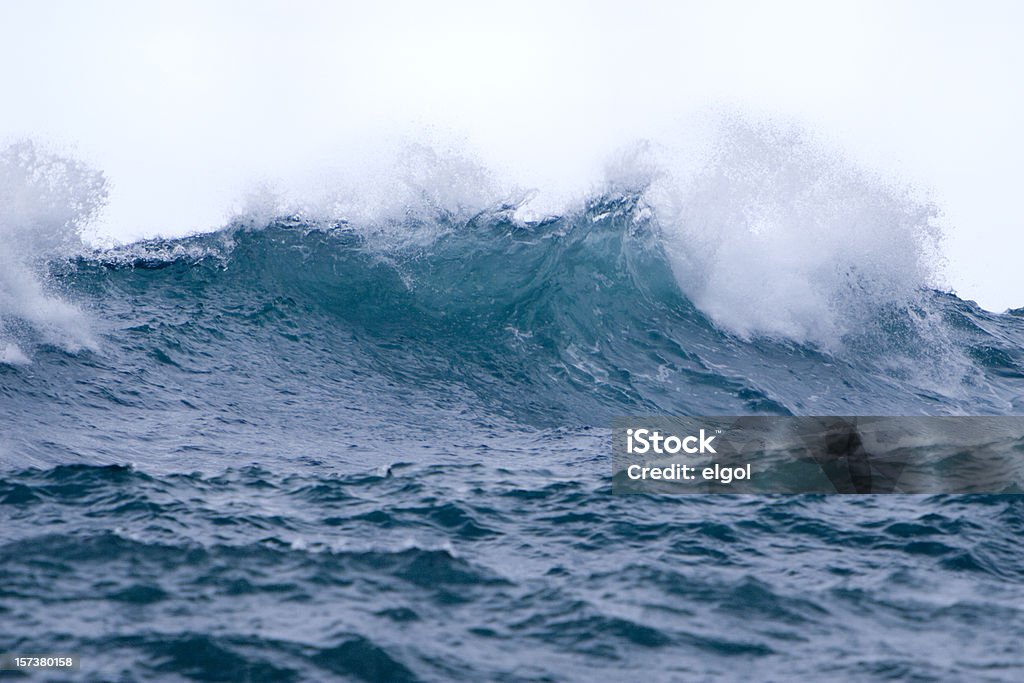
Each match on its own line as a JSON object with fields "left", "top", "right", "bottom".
{"left": 0, "top": 142, "right": 106, "bottom": 360}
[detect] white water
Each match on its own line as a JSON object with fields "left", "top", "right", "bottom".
{"left": 0, "top": 142, "right": 103, "bottom": 360}
{"left": 635, "top": 118, "right": 943, "bottom": 347}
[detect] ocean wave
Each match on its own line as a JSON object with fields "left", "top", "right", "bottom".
{"left": 0, "top": 201, "right": 1016, "bottom": 430}
{"left": 1, "top": 130, "right": 1023, "bottom": 425}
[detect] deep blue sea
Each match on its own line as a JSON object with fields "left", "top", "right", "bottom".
{"left": 3, "top": 191, "right": 1024, "bottom": 681}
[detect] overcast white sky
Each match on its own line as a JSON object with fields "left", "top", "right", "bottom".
{"left": 1, "top": 0, "right": 1021, "bottom": 310}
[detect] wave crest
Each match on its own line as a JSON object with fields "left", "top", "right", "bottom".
{"left": 635, "top": 119, "right": 945, "bottom": 349}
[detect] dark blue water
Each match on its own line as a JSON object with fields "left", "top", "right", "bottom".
{"left": 3, "top": 195, "right": 1024, "bottom": 681}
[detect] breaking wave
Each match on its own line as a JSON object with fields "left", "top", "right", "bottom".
{"left": 1, "top": 121, "right": 1021, "bottom": 433}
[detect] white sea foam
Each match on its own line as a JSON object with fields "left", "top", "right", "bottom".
{"left": 232, "top": 140, "right": 517, "bottom": 252}
{"left": 0, "top": 341, "right": 30, "bottom": 366}
{"left": 623, "top": 117, "right": 946, "bottom": 350}
{"left": 0, "top": 141, "right": 106, "bottom": 359}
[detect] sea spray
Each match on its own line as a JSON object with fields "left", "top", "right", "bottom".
{"left": 632, "top": 118, "right": 946, "bottom": 349}
{"left": 0, "top": 141, "right": 106, "bottom": 359}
